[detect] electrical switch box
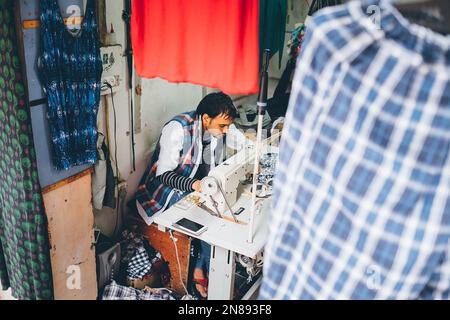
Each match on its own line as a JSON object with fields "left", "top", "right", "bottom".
{"left": 100, "top": 45, "right": 125, "bottom": 95}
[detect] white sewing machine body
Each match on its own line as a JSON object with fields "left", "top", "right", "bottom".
{"left": 153, "top": 140, "right": 279, "bottom": 299}
{"left": 200, "top": 142, "right": 277, "bottom": 220}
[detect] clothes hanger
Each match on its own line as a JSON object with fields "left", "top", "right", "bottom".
{"left": 394, "top": 0, "right": 450, "bottom": 35}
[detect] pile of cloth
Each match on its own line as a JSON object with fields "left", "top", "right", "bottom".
{"left": 99, "top": 228, "right": 180, "bottom": 300}
{"left": 102, "top": 281, "right": 178, "bottom": 300}
{"left": 118, "top": 228, "right": 170, "bottom": 290}
{"left": 255, "top": 152, "right": 279, "bottom": 197}
{"left": 126, "top": 246, "right": 162, "bottom": 281}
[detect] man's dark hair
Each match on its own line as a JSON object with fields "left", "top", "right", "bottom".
{"left": 196, "top": 92, "right": 238, "bottom": 120}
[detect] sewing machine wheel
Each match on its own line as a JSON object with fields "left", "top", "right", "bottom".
{"left": 201, "top": 176, "right": 219, "bottom": 196}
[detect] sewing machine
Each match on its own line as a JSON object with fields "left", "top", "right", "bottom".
{"left": 153, "top": 135, "right": 279, "bottom": 300}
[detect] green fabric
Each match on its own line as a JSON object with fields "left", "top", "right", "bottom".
{"left": 259, "top": 0, "right": 288, "bottom": 68}
{"left": 0, "top": 0, "right": 53, "bottom": 299}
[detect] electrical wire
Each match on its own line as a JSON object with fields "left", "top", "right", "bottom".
{"left": 101, "top": 81, "right": 121, "bottom": 238}
{"left": 169, "top": 230, "right": 190, "bottom": 297}
{"left": 109, "top": 85, "right": 120, "bottom": 238}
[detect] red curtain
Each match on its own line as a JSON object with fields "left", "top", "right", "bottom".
{"left": 131, "top": 0, "right": 259, "bottom": 95}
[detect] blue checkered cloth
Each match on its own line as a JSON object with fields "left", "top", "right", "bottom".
{"left": 259, "top": 0, "right": 450, "bottom": 300}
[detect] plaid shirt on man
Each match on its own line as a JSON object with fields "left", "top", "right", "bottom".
{"left": 260, "top": 0, "right": 450, "bottom": 299}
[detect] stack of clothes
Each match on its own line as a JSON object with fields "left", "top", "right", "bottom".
{"left": 120, "top": 228, "right": 170, "bottom": 289}
{"left": 102, "top": 281, "right": 179, "bottom": 300}
{"left": 100, "top": 228, "right": 173, "bottom": 300}
{"left": 126, "top": 246, "right": 167, "bottom": 289}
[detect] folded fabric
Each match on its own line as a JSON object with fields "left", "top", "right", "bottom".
{"left": 102, "top": 281, "right": 175, "bottom": 300}
{"left": 127, "top": 246, "right": 152, "bottom": 280}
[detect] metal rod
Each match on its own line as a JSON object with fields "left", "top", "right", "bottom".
{"left": 248, "top": 49, "right": 270, "bottom": 243}
{"left": 248, "top": 114, "right": 264, "bottom": 243}
{"left": 217, "top": 182, "right": 239, "bottom": 223}
{"left": 123, "top": 0, "right": 136, "bottom": 171}
{"left": 209, "top": 195, "right": 223, "bottom": 218}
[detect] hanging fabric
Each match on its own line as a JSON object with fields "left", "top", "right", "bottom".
{"left": 131, "top": 0, "right": 259, "bottom": 95}
{"left": 259, "top": 0, "right": 288, "bottom": 68}
{"left": 265, "top": 19, "right": 303, "bottom": 121}
{"left": 0, "top": 0, "right": 53, "bottom": 299}
{"left": 260, "top": 0, "right": 450, "bottom": 299}
{"left": 39, "top": 0, "right": 103, "bottom": 170}
{"left": 287, "top": 23, "right": 306, "bottom": 61}
{"left": 91, "top": 133, "right": 116, "bottom": 210}
{"left": 266, "top": 0, "right": 342, "bottom": 120}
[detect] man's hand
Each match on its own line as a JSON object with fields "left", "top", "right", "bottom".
{"left": 192, "top": 180, "right": 202, "bottom": 192}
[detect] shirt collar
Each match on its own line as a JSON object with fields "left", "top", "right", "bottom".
{"left": 352, "top": 0, "right": 450, "bottom": 65}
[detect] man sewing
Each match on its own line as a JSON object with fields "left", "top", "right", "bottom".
{"left": 135, "top": 92, "right": 251, "bottom": 299}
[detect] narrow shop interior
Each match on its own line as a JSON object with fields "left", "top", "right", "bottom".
{"left": 0, "top": 0, "right": 449, "bottom": 301}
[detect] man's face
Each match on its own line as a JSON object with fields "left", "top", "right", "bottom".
{"left": 202, "top": 113, "right": 234, "bottom": 138}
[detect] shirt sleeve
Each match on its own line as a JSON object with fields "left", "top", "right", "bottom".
{"left": 156, "top": 121, "right": 184, "bottom": 176}
{"left": 157, "top": 171, "right": 196, "bottom": 192}
{"left": 226, "top": 123, "right": 254, "bottom": 151}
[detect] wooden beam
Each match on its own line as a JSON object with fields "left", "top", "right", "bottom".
{"left": 41, "top": 168, "right": 93, "bottom": 195}
{"left": 22, "top": 16, "right": 84, "bottom": 29}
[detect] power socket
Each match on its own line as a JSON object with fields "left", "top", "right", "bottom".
{"left": 117, "top": 181, "right": 128, "bottom": 194}
{"left": 100, "top": 45, "right": 124, "bottom": 95}
{"left": 102, "top": 76, "right": 117, "bottom": 87}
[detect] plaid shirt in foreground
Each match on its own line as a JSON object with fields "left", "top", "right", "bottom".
{"left": 260, "top": 0, "right": 450, "bottom": 299}
{"left": 102, "top": 281, "right": 175, "bottom": 300}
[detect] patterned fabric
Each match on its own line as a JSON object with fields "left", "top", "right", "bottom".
{"left": 102, "top": 280, "right": 176, "bottom": 300}
{"left": 120, "top": 228, "right": 169, "bottom": 285}
{"left": 260, "top": 0, "right": 450, "bottom": 300}
{"left": 0, "top": 0, "right": 53, "bottom": 299}
{"left": 157, "top": 171, "right": 196, "bottom": 193}
{"left": 287, "top": 23, "right": 306, "bottom": 61}
{"left": 135, "top": 111, "right": 202, "bottom": 218}
{"left": 127, "top": 246, "right": 152, "bottom": 280}
{"left": 39, "top": 0, "right": 102, "bottom": 170}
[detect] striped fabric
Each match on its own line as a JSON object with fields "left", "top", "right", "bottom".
{"left": 135, "top": 111, "right": 201, "bottom": 218}
{"left": 158, "top": 171, "right": 195, "bottom": 193}
{"left": 260, "top": 0, "right": 450, "bottom": 299}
